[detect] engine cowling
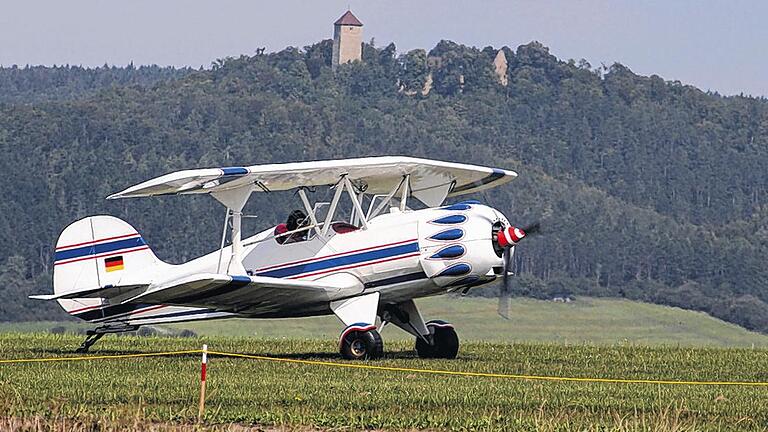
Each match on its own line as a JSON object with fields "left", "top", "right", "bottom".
{"left": 417, "top": 203, "right": 504, "bottom": 287}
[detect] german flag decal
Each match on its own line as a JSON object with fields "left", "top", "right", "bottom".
{"left": 104, "top": 256, "right": 124, "bottom": 272}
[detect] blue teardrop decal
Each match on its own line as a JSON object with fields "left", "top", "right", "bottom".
{"left": 431, "top": 214, "right": 467, "bottom": 225}
{"left": 429, "top": 228, "right": 464, "bottom": 241}
{"left": 429, "top": 245, "right": 466, "bottom": 260}
{"left": 436, "top": 263, "right": 472, "bottom": 277}
{"left": 442, "top": 203, "right": 472, "bottom": 211}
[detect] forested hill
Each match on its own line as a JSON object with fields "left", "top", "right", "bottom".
{"left": 1, "top": 40, "right": 767, "bottom": 331}
{"left": 0, "top": 64, "right": 192, "bottom": 103}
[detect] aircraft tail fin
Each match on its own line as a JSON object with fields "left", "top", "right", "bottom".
{"left": 48, "top": 215, "right": 163, "bottom": 316}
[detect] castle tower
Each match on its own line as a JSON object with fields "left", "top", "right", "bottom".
{"left": 493, "top": 50, "right": 509, "bottom": 86}
{"left": 332, "top": 10, "right": 363, "bottom": 70}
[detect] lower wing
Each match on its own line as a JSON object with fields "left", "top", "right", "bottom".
{"left": 33, "top": 273, "right": 346, "bottom": 316}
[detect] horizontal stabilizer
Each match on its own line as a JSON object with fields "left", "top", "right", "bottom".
{"left": 30, "top": 284, "right": 148, "bottom": 301}
{"left": 29, "top": 294, "right": 59, "bottom": 301}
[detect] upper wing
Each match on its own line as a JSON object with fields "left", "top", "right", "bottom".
{"left": 107, "top": 156, "right": 517, "bottom": 206}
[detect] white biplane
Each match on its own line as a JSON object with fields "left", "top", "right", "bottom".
{"left": 32, "top": 156, "right": 536, "bottom": 359}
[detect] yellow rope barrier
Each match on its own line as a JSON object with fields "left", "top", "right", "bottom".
{"left": 0, "top": 350, "right": 201, "bottom": 364}
{"left": 2, "top": 348, "right": 767, "bottom": 387}
{"left": 207, "top": 350, "right": 768, "bottom": 387}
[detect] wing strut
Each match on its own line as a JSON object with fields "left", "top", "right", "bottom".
{"left": 297, "top": 189, "right": 323, "bottom": 237}
{"left": 211, "top": 185, "right": 254, "bottom": 275}
{"left": 367, "top": 175, "right": 408, "bottom": 220}
{"left": 216, "top": 209, "right": 231, "bottom": 273}
{"left": 343, "top": 176, "right": 368, "bottom": 229}
{"left": 400, "top": 174, "right": 410, "bottom": 212}
{"left": 321, "top": 180, "right": 346, "bottom": 236}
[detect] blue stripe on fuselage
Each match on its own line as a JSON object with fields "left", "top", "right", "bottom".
{"left": 255, "top": 242, "right": 419, "bottom": 278}
{"left": 55, "top": 237, "right": 147, "bottom": 262}
{"left": 123, "top": 308, "right": 226, "bottom": 322}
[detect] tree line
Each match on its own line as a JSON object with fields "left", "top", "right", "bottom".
{"left": 0, "top": 39, "right": 767, "bottom": 332}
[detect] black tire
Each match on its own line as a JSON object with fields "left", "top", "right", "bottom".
{"left": 416, "top": 321, "right": 459, "bottom": 359}
{"left": 340, "top": 329, "right": 383, "bottom": 360}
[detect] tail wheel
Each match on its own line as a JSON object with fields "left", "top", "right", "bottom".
{"left": 416, "top": 320, "right": 459, "bottom": 359}
{"left": 340, "top": 328, "right": 383, "bottom": 360}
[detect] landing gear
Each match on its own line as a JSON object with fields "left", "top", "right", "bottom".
{"left": 415, "top": 320, "right": 459, "bottom": 359}
{"left": 333, "top": 297, "right": 460, "bottom": 360}
{"left": 339, "top": 325, "right": 383, "bottom": 360}
{"left": 75, "top": 325, "right": 139, "bottom": 353}
{"left": 76, "top": 332, "right": 104, "bottom": 353}
{"left": 381, "top": 300, "right": 460, "bottom": 359}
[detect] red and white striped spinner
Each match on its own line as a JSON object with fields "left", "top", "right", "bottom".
{"left": 496, "top": 226, "right": 526, "bottom": 248}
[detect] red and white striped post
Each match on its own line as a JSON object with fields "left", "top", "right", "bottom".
{"left": 198, "top": 344, "right": 208, "bottom": 421}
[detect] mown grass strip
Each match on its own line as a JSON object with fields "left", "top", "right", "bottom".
{"left": 3, "top": 334, "right": 768, "bottom": 430}
{"left": 5, "top": 344, "right": 764, "bottom": 388}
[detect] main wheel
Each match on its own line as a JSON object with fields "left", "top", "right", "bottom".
{"left": 416, "top": 320, "right": 459, "bottom": 359}
{"left": 340, "top": 328, "right": 383, "bottom": 360}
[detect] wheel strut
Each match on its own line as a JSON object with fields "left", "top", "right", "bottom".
{"left": 75, "top": 333, "right": 104, "bottom": 353}
{"left": 74, "top": 325, "right": 139, "bottom": 353}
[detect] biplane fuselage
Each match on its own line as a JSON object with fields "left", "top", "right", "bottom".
{"left": 63, "top": 202, "right": 507, "bottom": 326}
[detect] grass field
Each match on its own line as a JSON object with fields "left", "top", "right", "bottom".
{"left": 5, "top": 297, "right": 768, "bottom": 347}
{"left": 3, "top": 297, "right": 768, "bottom": 430}
{"left": 2, "top": 332, "right": 768, "bottom": 431}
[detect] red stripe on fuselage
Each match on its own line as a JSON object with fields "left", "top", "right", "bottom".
{"left": 130, "top": 304, "right": 167, "bottom": 318}
{"left": 54, "top": 246, "right": 149, "bottom": 266}
{"left": 96, "top": 305, "right": 168, "bottom": 322}
{"left": 254, "top": 238, "right": 418, "bottom": 272}
{"left": 290, "top": 252, "right": 421, "bottom": 280}
{"left": 68, "top": 304, "right": 103, "bottom": 314}
{"left": 56, "top": 233, "right": 140, "bottom": 251}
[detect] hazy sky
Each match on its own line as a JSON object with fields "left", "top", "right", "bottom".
{"left": 1, "top": 1, "right": 765, "bottom": 96}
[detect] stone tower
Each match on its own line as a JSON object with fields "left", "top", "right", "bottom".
{"left": 332, "top": 10, "right": 363, "bottom": 70}
{"left": 493, "top": 50, "right": 509, "bottom": 86}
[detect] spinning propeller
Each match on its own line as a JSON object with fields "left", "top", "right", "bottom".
{"left": 495, "top": 222, "right": 540, "bottom": 319}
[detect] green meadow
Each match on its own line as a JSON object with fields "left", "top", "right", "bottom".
{"left": 6, "top": 297, "right": 768, "bottom": 347}
{"left": 1, "top": 333, "right": 768, "bottom": 431}
{"left": 2, "top": 298, "right": 768, "bottom": 430}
